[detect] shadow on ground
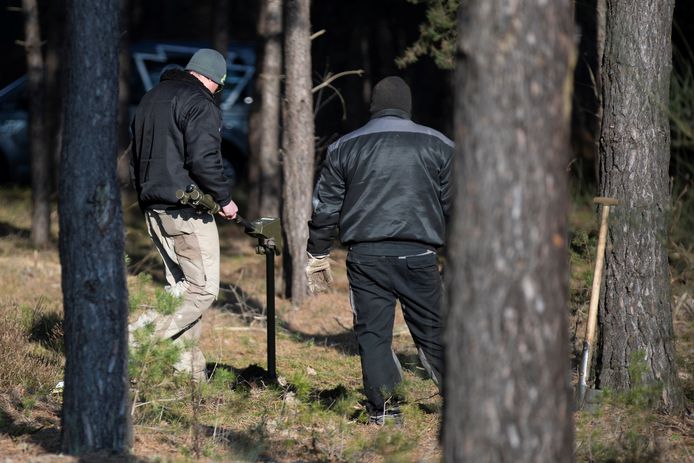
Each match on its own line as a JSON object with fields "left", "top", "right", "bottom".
{"left": 208, "top": 363, "right": 352, "bottom": 409}
{"left": 217, "top": 282, "right": 266, "bottom": 321}
{"left": 279, "top": 320, "right": 359, "bottom": 356}
{"left": 28, "top": 311, "right": 64, "bottom": 354}
{"left": 0, "top": 394, "right": 61, "bottom": 455}
{"left": 0, "top": 220, "right": 29, "bottom": 239}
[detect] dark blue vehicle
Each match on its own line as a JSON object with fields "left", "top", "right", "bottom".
{"left": 0, "top": 76, "right": 29, "bottom": 183}
{"left": 0, "top": 42, "right": 255, "bottom": 184}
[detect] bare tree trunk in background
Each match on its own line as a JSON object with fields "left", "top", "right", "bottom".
{"left": 596, "top": 0, "right": 684, "bottom": 414}
{"left": 596, "top": 0, "right": 606, "bottom": 79}
{"left": 595, "top": 0, "right": 606, "bottom": 180}
{"left": 282, "top": 0, "right": 313, "bottom": 303}
{"left": 22, "top": 0, "right": 51, "bottom": 247}
{"left": 116, "top": 0, "right": 132, "bottom": 187}
{"left": 213, "top": 0, "right": 229, "bottom": 56}
{"left": 356, "top": 23, "right": 371, "bottom": 118}
{"left": 45, "top": 0, "right": 64, "bottom": 193}
{"left": 445, "top": 0, "right": 575, "bottom": 460}
{"left": 60, "top": 0, "right": 131, "bottom": 453}
{"left": 248, "top": 0, "right": 283, "bottom": 218}
{"left": 211, "top": 1, "right": 229, "bottom": 112}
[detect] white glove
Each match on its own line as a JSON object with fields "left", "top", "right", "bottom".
{"left": 305, "top": 253, "right": 333, "bottom": 294}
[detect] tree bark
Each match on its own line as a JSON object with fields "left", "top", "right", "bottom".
{"left": 281, "top": 0, "right": 313, "bottom": 303}
{"left": 22, "top": 0, "right": 51, "bottom": 247}
{"left": 59, "top": 0, "right": 131, "bottom": 454}
{"left": 445, "top": 0, "right": 575, "bottom": 461}
{"left": 596, "top": 0, "right": 683, "bottom": 413}
{"left": 595, "top": 0, "right": 606, "bottom": 181}
{"left": 248, "top": 0, "right": 283, "bottom": 219}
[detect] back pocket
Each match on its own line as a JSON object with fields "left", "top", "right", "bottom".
{"left": 406, "top": 252, "right": 437, "bottom": 269}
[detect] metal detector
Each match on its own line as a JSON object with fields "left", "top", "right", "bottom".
{"left": 177, "top": 184, "right": 282, "bottom": 379}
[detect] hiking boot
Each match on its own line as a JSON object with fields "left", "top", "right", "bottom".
{"left": 368, "top": 406, "right": 403, "bottom": 426}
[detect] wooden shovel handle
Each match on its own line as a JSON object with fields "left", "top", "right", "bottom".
{"left": 578, "top": 196, "right": 618, "bottom": 404}
{"left": 593, "top": 196, "right": 619, "bottom": 206}
{"left": 584, "top": 204, "right": 612, "bottom": 347}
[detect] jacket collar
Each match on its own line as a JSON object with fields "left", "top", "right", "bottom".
{"left": 161, "top": 69, "right": 214, "bottom": 97}
{"left": 370, "top": 108, "right": 412, "bottom": 120}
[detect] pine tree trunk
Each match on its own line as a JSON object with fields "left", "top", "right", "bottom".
{"left": 281, "top": 0, "right": 313, "bottom": 303}
{"left": 59, "top": 0, "right": 131, "bottom": 454}
{"left": 23, "top": 0, "right": 51, "bottom": 247}
{"left": 248, "top": 0, "right": 282, "bottom": 218}
{"left": 596, "top": 0, "right": 683, "bottom": 413}
{"left": 213, "top": 0, "right": 229, "bottom": 56}
{"left": 445, "top": 0, "right": 575, "bottom": 460}
{"left": 595, "top": 0, "right": 606, "bottom": 181}
{"left": 44, "top": 0, "right": 64, "bottom": 193}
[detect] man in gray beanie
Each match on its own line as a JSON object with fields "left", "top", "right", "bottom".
{"left": 129, "top": 48, "right": 238, "bottom": 381}
{"left": 305, "top": 76, "right": 453, "bottom": 424}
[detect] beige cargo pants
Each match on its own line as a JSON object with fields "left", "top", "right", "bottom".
{"left": 141, "top": 208, "right": 220, "bottom": 381}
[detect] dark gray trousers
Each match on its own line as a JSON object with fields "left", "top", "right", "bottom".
{"left": 346, "top": 248, "right": 444, "bottom": 413}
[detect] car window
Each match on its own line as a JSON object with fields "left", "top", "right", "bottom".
{"left": 0, "top": 77, "right": 29, "bottom": 112}
{"left": 130, "top": 44, "right": 255, "bottom": 111}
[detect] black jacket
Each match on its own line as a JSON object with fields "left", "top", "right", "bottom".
{"left": 130, "top": 69, "right": 232, "bottom": 211}
{"left": 307, "top": 109, "right": 454, "bottom": 255}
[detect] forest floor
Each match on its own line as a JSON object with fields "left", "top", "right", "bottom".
{"left": 0, "top": 185, "right": 692, "bottom": 462}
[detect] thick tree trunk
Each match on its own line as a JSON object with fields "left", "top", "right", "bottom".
{"left": 281, "top": 0, "right": 313, "bottom": 303}
{"left": 596, "top": 0, "right": 683, "bottom": 413}
{"left": 59, "top": 0, "right": 131, "bottom": 454}
{"left": 23, "top": 0, "right": 51, "bottom": 247}
{"left": 445, "top": 1, "right": 575, "bottom": 461}
{"left": 248, "top": 0, "right": 283, "bottom": 218}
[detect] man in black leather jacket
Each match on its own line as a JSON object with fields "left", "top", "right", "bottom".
{"left": 306, "top": 76, "right": 454, "bottom": 424}
{"left": 129, "top": 49, "right": 238, "bottom": 381}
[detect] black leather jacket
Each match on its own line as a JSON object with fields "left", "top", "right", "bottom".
{"left": 307, "top": 109, "right": 454, "bottom": 255}
{"left": 130, "top": 69, "right": 232, "bottom": 211}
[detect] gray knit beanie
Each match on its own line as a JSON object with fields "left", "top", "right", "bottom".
{"left": 369, "top": 76, "right": 412, "bottom": 115}
{"left": 185, "top": 49, "right": 227, "bottom": 85}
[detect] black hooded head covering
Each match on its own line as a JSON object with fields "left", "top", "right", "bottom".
{"left": 369, "top": 76, "right": 412, "bottom": 116}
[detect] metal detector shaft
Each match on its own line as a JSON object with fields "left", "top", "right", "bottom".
{"left": 176, "top": 187, "right": 280, "bottom": 379}
{"left": 266, "top": 250, "right": 276, "bottom": 379}
{"left": 229, "top": 214, "right": 281, "bottom": 380}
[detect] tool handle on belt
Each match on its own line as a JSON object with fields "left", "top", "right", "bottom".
{"left": 176, "top": 184, "right": 256, "bottom": 233}
{"left": 176, "top": 184, "right": 220, "bottom": 214}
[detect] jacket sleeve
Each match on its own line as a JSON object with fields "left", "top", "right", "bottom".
{"left": 307, "top": 147, "right": 345, "bottom": 255}
{"left": 183, "top": 99, "right": 232, "bottom": 207}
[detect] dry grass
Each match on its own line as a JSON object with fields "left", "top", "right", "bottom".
{"left": 570, "top": 187, "right": 694, "bottom": 463}
{"left": 0, "top": 186, "right": 692, "bottom": 462}
{"left": 0, "top": 189, "right": 64, "bottom": 394}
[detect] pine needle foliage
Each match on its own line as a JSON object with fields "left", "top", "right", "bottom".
{"left": 396, "top": 0, "right": 460, "bottom": 70}
{"left": 575, "top": 351, "right": 664, "bottom": 462}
